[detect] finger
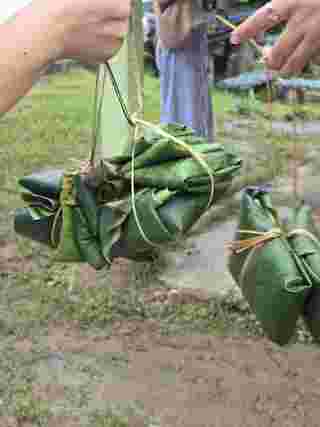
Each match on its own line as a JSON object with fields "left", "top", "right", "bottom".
{"left": 231, "top": 1, "right": 290, "bottom": 45}
{"left": 265, "top": 27, "right": 304, "bottom": 71}
{"left": 281, "top": 32, "right": 320, "bottom": 75}
{"left": 260, "top": 8, "right": 313, "bottom": 71}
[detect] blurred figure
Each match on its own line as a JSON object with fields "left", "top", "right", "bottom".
{"left": 154, "top": 0, "right": 214, "bottom": 142}
{"left": 143, "top": 8, "right": 159, "bottom": 76}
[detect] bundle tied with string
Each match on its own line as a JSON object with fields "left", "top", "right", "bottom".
{"left": 14, "top": 55, "right": 242, "bottom": 269}
{"left": 228, "top": 186, "right": 320, "bottom": 346}
{"left": 14, "top": 120, "right": 242, "bottom": 269}
{"left": 218, "top": 14, "right": 320, "bottom": 345}
{"left": 287, "top": 206, "right": 320, "bottom": 343}
{"left": 14, "top": 13, "right": 243, "bottom": 273}
{"left": 12, "top": 13, "right": 253, "bottom": 266}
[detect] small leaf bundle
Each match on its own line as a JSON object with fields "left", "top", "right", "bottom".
{"left": 228, "top": 186, "right": 320, "bottom": 345}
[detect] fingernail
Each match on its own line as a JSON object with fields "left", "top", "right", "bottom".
{"left": 230, "top": 33, "right": 240, "bottom": 45}
{"left": 271, "top": 13, "right": 281, "bottom": 23}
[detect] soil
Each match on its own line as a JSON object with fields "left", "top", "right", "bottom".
{"left": 12, "top": 317, "right": 320, "bottom": 427}
{"left": 2, "top": 240, "right": 320, "bottom": 427}
{"left": 0, "top": 241, "right": 33, "bottom": 274}
{"left": 104, "top": 329, "right": 320, "bottom": 427}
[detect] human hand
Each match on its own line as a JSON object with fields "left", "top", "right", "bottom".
{"left": 230, "top": 0, "right": 320, "bottom": 75}
{"left": 47, "top": 0, "right": 131, "bottom": 63}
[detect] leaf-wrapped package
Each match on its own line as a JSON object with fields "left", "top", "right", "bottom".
{"left": 15, "top": 124, "right": 242, "bottom": 270}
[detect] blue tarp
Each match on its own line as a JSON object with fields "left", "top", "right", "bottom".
{"left": 216, "top": 71, "right": 273, "bottom": 91}
{"left": 278, "top": 78, "right": 320, "bottom": 91}
{"left": 217, "top": 71, "right": 320, "bottom": 92}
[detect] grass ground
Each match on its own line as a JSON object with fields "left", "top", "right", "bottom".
{"left": 1, "top": 66, "right": 320, "bottom": 426}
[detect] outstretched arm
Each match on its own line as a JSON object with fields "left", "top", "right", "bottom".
{"left": 230, "top": 0, "right": 320, "bottom": 75}
{"left": 0, "top": 0, "right": 130, "bottom": 116}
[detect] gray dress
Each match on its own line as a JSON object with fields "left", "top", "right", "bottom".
{"left": 156, "top": 23, "right": 214, "bottom": 142}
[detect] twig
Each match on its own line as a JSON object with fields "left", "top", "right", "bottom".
{"left": 216, "top": 14, "right": 263, "bottom": 55}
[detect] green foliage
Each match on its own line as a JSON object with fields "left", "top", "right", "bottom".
{"left": 12, "top": 383, "right": 50, "bottom": 426}
{"left": 91, "top": 412, "right": 129, "bottom": 427}
{"left": 230, "top": 89, "right": 265, "bottom": 116}
{"left": 90, "top": 404, "right": 160, "bottom": 427}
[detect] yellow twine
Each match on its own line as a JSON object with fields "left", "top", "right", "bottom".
{"left": 133, "top": 118, "right": 215, "bottom": 209}
{"left": 50, "top": 207, "right": 63, "bottom": 248}
{"left": 90, "top": 32, "right": 216, "bottom": 250}
{"left": 227, "top": 228, "right": 282, "bottom": 254}
{"left": 228, "top": 227, "right": 320, "bottom": 255}
{"left": 129, "top": 49, "right": 215, "bottom": 249}
{"left": 229, "top": 227, "right": 320, "bottom": 293}
{"left": 129, "top": 117, "right": 215, "bottom": 249}
{"left": 215, "top": 14, "right": 263, "bottom": 55}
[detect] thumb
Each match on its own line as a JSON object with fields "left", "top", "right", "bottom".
{"left": 231, "top": 1, "right": 292, "bottom": 45}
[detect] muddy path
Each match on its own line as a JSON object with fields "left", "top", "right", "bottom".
{"left": 3, "top": 314, "right": 320, "bottom": 427}
{"left": 1, "top": 237, "right": 320, "bottom": 427}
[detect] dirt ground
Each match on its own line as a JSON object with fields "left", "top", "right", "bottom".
{"left": 2, "top": 240, "right": 320, "bottom": 427}
{"left": 42, "top": 319, "right": 320, "bottom": 427}
{"left": 96, "top": 328, "right": 320, "bottom": 427}
{"left": 8, "top": 316, "right": 320, "bottom": 427}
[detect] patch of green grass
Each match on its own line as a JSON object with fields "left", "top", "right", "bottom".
{"left": 0, "top": 261, "right": 148, "bottom": 334}
{"left": 212, "top": 88, "right": 238, "bottom": 116}
{"left": 215, "top": 82, "right": 320, "bottom": 123}
{"left": 91, "top": 412, "right": 130, "bottom": 427}
{"left": 0, "top": 69, "right": 95, "bottom": 175}
{"left": 12, "top": 383, "right": 50, "bottom": 426}
{"left": 144, "top": 70, "right": 161, "bottom": 123}
{"left": 0, "top": 260, "right": 237, "bottom": 337}
{"left": 90, "top": 403, "right": 160, "bottom": 427}
{"left": 228, "top": 89, "right": 265, "bottom": 117}
{"left": 0, "top": 341, "right": 52, "bottom": 423}
{"left": 259, "top": 99, "right": 320, "bottom": 121}
{"left": 0, "top": 69, "right": 97, "bottom": 218}
{"left": 151, "top": 298, "right": 229, "bottom": 336}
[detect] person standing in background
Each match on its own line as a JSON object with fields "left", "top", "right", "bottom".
{"left": 154, "top": 0, "right": 214, "bottom": 143}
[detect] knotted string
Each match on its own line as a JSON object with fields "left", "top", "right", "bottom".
{"left": 228, "top": 226, "right": 320, "bottom": 292}
{"left": 228, "top": 227, "right": 320, "bottom": 254}
{"left": 99, "top": 61, "right": 215, "bottom": 249}
{"left": 227, "top": 228, "right": 282, "bottom": 254}
{"left": 50, "top": 206, "right": 63, "bottom": 248}
{"left": 215, "top": 14, "right": 263, "bottom": 54}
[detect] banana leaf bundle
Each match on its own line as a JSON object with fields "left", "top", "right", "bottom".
{"left": 286, "top": 205, "right": 320, "bottom": 343}
{"left": 15, "top": 124, "right": 242, "bottom": 270}
{"left": 228, "top": 186, "right": 320, "bottom": 346}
